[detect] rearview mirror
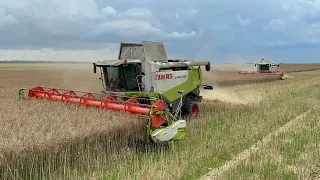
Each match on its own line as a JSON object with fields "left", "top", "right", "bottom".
{"left": 205, "top": 62, "right": 211, "bottom": 71}
{"left": 93, "top": 63, "right": 96, "bottom": 73}
{"left": 203, "top": 85, "right": 213, "bottom": 90}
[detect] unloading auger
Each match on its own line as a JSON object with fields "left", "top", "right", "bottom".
{"left": 20, "top": 41, "right": 213, "bottom": 144}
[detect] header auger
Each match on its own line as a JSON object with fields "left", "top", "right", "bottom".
{"left": 238, "top": 58, "right": 285, "bottom": 80}
{"left": 20, "top": 41, "right": 213, "bottom": 144}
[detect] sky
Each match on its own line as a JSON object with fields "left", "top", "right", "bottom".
{"left": 0, "top": 0, "right": 320, "bottom": 63}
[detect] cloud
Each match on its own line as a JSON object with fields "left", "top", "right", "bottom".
{"left": 266, "top": 19, "right": 286, "bottom": 32}
{"left": 1, "top": 0, "right": 320, "bottom": 63}
{"left": 189, "top": 9, "right": 199, "bottom": 15}
{"left": 281, "top": 0, "right": 320, "bottom": 22}
{"left": 0, "top": 0, "right": 197, "bottom": 51}
{"left": 94, "top": 20, "right": 165, "bottom": 39}
{"left": 211, "top": 24, "right": 235, "bottom": 42}
{"left": 167, "top": 31, "right": 197, "bottom": 38}
{"left": 0, "top": 8, "right": 19, "bottom": 27}
{"left": 101, "top": 6, "right": 117, "bottom": 16}
{"left": 262, "top": 0, "right": 320, "bottom": 47}
{"left": 0, "top": 48, "right": 118, "bottom": 61}
{"left": 119, "top": 7, "right": 153, "bottom": 18}
{"left": 236, "top": 14, "right": 250, "bottom": 26}
{"left": 93, "top": 7, "right": 197, "bottom": 40}
{"left": 175, "top": 8, "right": 199, "bottom": 18}
{"left": 265, "top": 41, "right": 288, "bottom": 47}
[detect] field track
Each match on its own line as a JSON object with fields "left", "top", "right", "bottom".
{"left": 200, "top": 110, "right": 311, "bottom": 180}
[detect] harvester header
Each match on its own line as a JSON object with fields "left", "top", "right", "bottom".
{"left": 21, "top": 41, "right": 213, "bottom": 144}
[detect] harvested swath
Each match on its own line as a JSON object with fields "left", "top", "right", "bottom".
{"left": 0, "top": 69, "right": 147, "bottom": 170}
{"left": 201, "top": 99, "right": 247, "bottom": 108}
{"left": 202, "top": 70, "right": 282, "bottom": 87}
{"left": 201, "top": 63, "right": 320, "bottom": 86}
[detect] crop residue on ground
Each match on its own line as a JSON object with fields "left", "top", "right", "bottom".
{"left": 201, "top": 87, "right": 262, "bottom": 105}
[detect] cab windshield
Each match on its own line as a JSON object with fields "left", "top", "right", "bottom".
{"left": 102, "top": 64, "right": 141, "bottom": 92}
{"left": 258, "top": 64, "right": 270, "bottom": 71}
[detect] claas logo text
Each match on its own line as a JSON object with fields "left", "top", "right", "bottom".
{"left": 155, "top": 74, "right": 173, "bottom": 80}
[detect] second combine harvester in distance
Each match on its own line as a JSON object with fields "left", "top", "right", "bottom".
{"left": 238, "top": 58, "right": 285, "bottom": 80}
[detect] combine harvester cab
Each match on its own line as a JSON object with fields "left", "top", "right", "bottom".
{"left": 238, "top": 58, "right": 285, "bottom": 80}
{"left": 23, "top": 41, "right": 213, "bottom": 144}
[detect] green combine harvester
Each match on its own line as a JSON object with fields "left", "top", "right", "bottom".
{"left": 24, "top": 41, "right": 213, "bottom": 144}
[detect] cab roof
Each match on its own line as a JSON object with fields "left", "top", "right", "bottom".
{"left": 96, "top": 59, "right": 142, "bottom": 67}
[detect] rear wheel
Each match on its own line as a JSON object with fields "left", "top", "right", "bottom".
{"left": 182, "top": 98, "right": 199, "bottom": 118}
{"left": 191, "top": 104, "right": 199, "bottom": 116}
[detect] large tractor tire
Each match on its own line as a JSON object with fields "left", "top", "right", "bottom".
{"left": 182, "top": 98, "right": 199, "bottom": 118}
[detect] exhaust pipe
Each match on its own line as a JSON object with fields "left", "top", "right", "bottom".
{"left": 185, "top": 60, "right": 211, "bottom": 71}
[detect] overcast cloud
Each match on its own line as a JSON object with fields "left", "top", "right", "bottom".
{"left": 0, "top": 0, "right": 319, "bottom": 63}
